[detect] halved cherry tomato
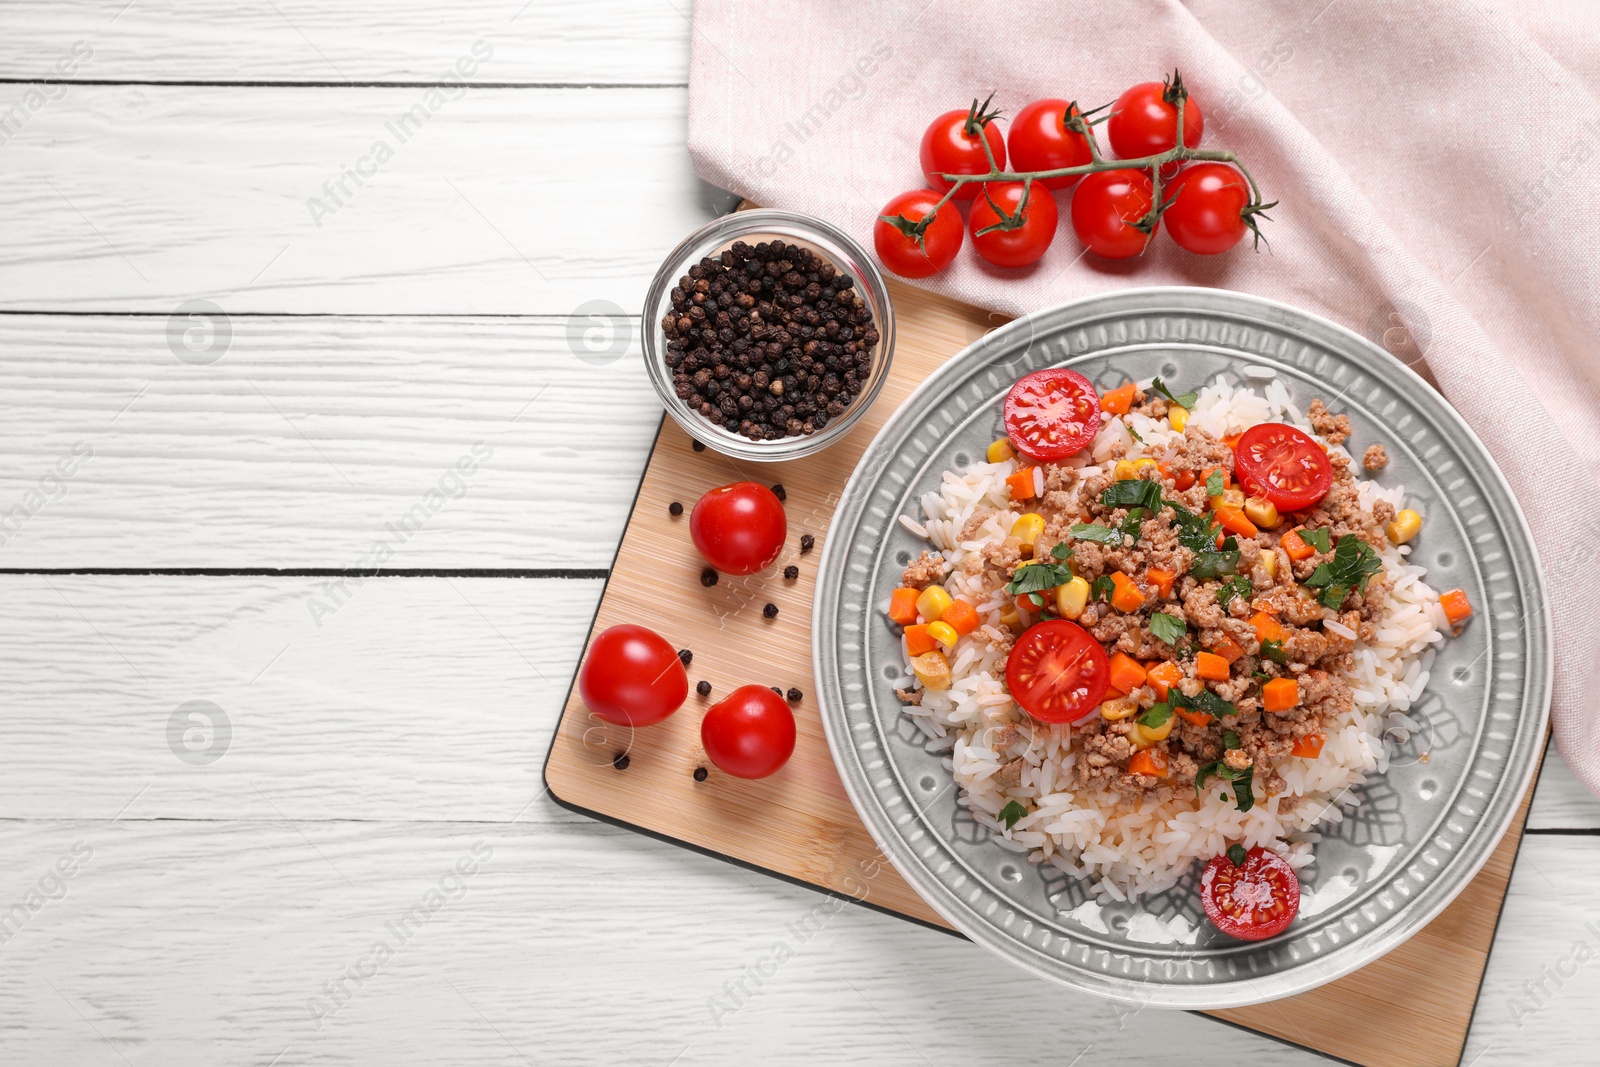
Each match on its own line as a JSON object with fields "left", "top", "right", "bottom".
{"left": 1233, "top": 423, "right": 1334, "bottom": 512}
{"left": 1002, "top": 368, "right": 1101, "bottom": 463}
{"left": 690, "top": 482, "right": 787, "bottom": 576}
{"left": 701, "top": 684, "right": 796, "bottom": 779}
{"left": 1005, "top": 99, "right": 1093, "bottom": 191}
{"left": 1201, "top": 846, "right": 1301, "bottom": 941}
{"left": 1005, "top": 619, "right": 1110, "bottom": 725}
{"left": 920, "top": 98, "right": 1005, "bottom": 200}
{"left": 578, "top": 624, "right": 688, "bottom": 727}
{"left": 969, "top": 181, "right": 1057, "bottom": 268}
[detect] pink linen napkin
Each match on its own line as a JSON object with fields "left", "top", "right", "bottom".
{"left": 686, "top": 1, "right": 1600, "bottom": 797}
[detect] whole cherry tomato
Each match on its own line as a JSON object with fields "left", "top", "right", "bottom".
{"left": 968, "top": 182, "right": 1058, "bottom": 269}
{"left": 1108, "top": 72, "right": 1204, "bottom": 177}
{"left": 920, "top": 94, "right": 1006, "bottom": 201}
{"left": 873, "top": 189, "right": 964, "bottom": 278}
{"left": 701, "top": 684, "right": 796, "bottom": 779}
{"left": 578, "top": 624, "right": 688, "bottom": 727}
{"left": 690, "top": 482, "right": 787, "bottom": 576}
{"left": 1165, "top": 163, "right": 1251, "bottom": 255}
{"left": 1070, "top": 169, "right": 1156, "bottom": 259}
{"left": 1006, "top": 99, "right": 1093, "bottom": 191}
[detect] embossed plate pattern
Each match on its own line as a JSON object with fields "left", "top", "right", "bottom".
{"left": 812, "top": 288, "right": 1551, "bottom": 1008}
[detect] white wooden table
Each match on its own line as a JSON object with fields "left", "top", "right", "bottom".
{"left": 0, "top": 5, "right": 1592, "bottom": 1063}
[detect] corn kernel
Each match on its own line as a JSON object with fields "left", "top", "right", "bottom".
{"left": 1132, "top": 457, "right": 1159, "bottom": 475}
{"left": 926, "top": 621, "right": 959, "bottom": 650}
{"left": 1243, "top": 495, "right": 1280, "bottom": 529}
{"left": 1011, "top": 513, "right": 1046, "bottom": 553}
{"left": 1133, "top": 715, "right": 1175, "bottom": 745}
{"left": 998, "top": 605, "right": 1022, "bottom": 630}
{"left": 915, "top": 584, "right": 952, "bottom": 622}
{"left": 1099, "top": 697, "right": 1139, "bottom": 721}
{"left": 910, "top": 651, "right": 951, "bottom": 691}
{"left": 1258, "top": 550, "right": 1278, "bottom": 580}
{"left": 1213, "top": 487, "right": 1245, "bottom": 509}
{"left": 1055, "top": 576, "right": 1091, "bottom": 620}
{"left": 1387, "top": 508, "right": 1422, "bottom": 545}
{"left": 987, "top": 438, "right": 1016, "bottom": 463}
{"left": 1114, "top": 459, "right": 1138, "bottom": 481}
{"left": 1169, "top": 405, "right": 1189, "bottom": 432}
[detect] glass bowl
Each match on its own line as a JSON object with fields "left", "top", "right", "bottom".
{"left": 641, "top": 209, "right": 896, "bottom": 462}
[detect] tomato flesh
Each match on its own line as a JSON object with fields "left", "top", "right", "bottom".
{"left": 1003, "top": 368, "right": 1101, "bottom": 462}
{"left": 1200, "top": 846, "right": 1301, "bottom": 941}
{"left": 578, "top": 624, "right": 688, "bottom": 727}
{"left": 690, "top": 482, "right": 787, "bottom": 576}
{"left": 1233, "top": 423, "right": 1333, "bottom": 512}
{"left": 701, "top": 684, "right": 796, "bottom": 779}
{"left": 1005, "top": 620, "right": 1110, "bottom": 724}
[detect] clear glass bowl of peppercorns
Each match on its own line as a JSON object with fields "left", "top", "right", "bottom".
{"left": 643, "top": 209, "right": 895, "bottom": 461}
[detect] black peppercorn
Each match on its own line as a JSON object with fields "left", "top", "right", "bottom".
{"left": 800, "top": 534, "right": 815, "bottom": 554}
{"left": 763, "top": 603, "right": 778, "bottom": 618}
{"left": 692, "top": 440, "right": 705, "bottom": 452}
{"left": 693, "top": 766, "right": 709, "bottom": 782}
{"left": 678, "top": 649, "right": 692, "bottom": 667}
{"left": 668, "top": 501, "right": 683, "bottom": 516}
{"left": 786, "top": 688, "right": 802, "bottom": 703}
{"left": 783, "top": 565, "right": 799, "bottom": 580}
{"left": 696, "top": 680, "right": 711, "bottom": 697}
{"left": 771, "top": 484, "right": 786, "bottom": 501}
{"left": 701, "top": 568, "right": 718, "bottom": 587}
{"left": 612, "top": 753, "right": 630, "bottom": 770}
{"left": 770, "top": 686, "right": 782, "bottom": 695}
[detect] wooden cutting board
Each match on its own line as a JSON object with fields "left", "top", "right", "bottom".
{"left": 544, "top": 278, "right": 1536, "bottom": 1067}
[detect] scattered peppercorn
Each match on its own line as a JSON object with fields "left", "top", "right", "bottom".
{"left": 612, "top": 753, "right": 630, "bottom": 770}
{"left": 693, "top": 766, "right": 709, "bottom": 782}
{"left": 668, "top": 501, "right": 683, "bottom": 516}
{"left": 696, "top": 680, "right": 712, "bottom": 697}
{"left": 786, "top": 687, "right": 802, "bottom": 703}
{"left": 771, "top": 484, "right": 787, "bottom": 501}
{"left": 660, "top": 240, "right": 880, "bottom": 442}
{"left": 770, "top": 686, "right": 783, "bottom": 695}
{"left": 701, "top": 567, "right": 719, "bottom": 587}
{"left": 800, "top": 534, "right": 815, "bottom": 554}
{"left": 692, "top": 440, "right": 705, "bottom": 452}
{"left": 783, "top": 565, "right": 799, "bottom": 580}
{"left": 763, "top": 603, "right": 778, "bottom": 618}
{"left": 678, "top": 649, "right": 692, "bottom": 667}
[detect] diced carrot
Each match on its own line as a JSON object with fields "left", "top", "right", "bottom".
{"left": 1291, "top": 732, "right": 1326, "bottom": 759}
{"left": 1213, "top": 505, "right": 1259, "bottom": 539}
{"left": 1145, "top": 566, "right": 1176, "bottom": 599}
{"left": 1146, "top": 661, "right": 1183, "bottom": 700}
{"left": 1222, "top": 432, "right": 1243, "bottom": 450}
{"left": 887, "top": 587, "right": 920, "bottom": 626}
{"left": 1005, "top": 467, "right": 1038, "bottom": 501}
{"left": 1176, "top": 707, "right": 1214, "bottom": 727}
{"left": 1440, "top": 588, "right": 1473, "bottom": 626}
{"left": 1250, "top": 611, "right": 1286, "bottom": 645}
{"left": 1100, "top": 381, "right": 1137, "bottom": 415}
{"left": 1281, "top": 527, "right": 1315, "bottom": 561}
{"left": 904, "top": 623, "right": 937, "bottom": 656}
{"left": 941, "top": 598, "right": 980, "bottom": 636}
{"left": 1211, "top": 633, "right": 1247, "bottom": 664}
{"left": 1015, "top": 591, "right": 1046, "bottom": 615}
{"left": 1127, "top": 748, "right": 1170, "bottom": 778}
{"left": 1262, "top": 677, "right": 1300, "bottom": 712}
{"left": 1195, "top": 651, "right": 1230, "bottom": 681}
{"left": 1109, "top": 571, "right": 1145, "bottom": 613}
{"left": 1107, "top": 652, "right": 1148, "bottom": 696}
{"left": 1173, "top": 469, "right": 1197, "bottom": 491}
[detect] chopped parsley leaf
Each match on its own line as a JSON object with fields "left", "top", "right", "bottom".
{"left": 1126, "top": 423, "right": 1143, "bottom": 443}
{"left": 1137, "top": 703, "right": 1173, "bottom": 730}
{"left": 1102, "top": 478, "right": 1164, "bottom": 512}
{"left": 1150, "top": 377, "right": 1199, "bottom": 411}
{"left": 1304, "top": 536, "right": 1384, "bottom": 608}
{"left": 998, "top": 800, "right": 1028, "bottom": 830}
{"left": 1121, "top": 507, "right": 1149, "bottom": 542}
{"left": 1090, "top": 575, "right": 1115, "bottom": 603}
{"left": 1006, "top": 559, "right": 1075, "bottom": 596}
{"left": 1298, "top": 526, "right": 1333, "bottom": 553}
{"left": 1195, "top": 760, "right": 1256, "bottom": 813}
{"left": 1216, "top": 574, "right": 1254, "bottom": 612}
{"left": 1166, "top": 499, "right": 1224, "bottom": 555}
{"left": 1190, "top": 550, "right": 1241, "bottom": 580}
{"left": 1222, "top": 729, "right": 1242, "bottom": 750}
{"left": 1259, "top": 638, "right": 1288, "bottom": 664}
{"left": 1205, "top": 470, "right": 1225, "bottom": 497}
{"left": 1050, "top": 542, "right": 1074, "bottom": 562}
{"left": 1071, "top": 523, "right": 1125, "bottom": 545}
{"left": 1172, "top": 687, "right": 1239, "bottom": 720}
{"left": 1227, "top": 843, "right": 1248, "bottom": 867}
{"left": 1149, "top": 612, "right": 1187, "bottom": 646}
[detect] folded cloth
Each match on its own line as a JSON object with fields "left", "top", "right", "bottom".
{"left": 687, "top": 0, "right": 1600, "bottom": 797}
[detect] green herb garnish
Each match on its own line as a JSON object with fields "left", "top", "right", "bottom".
{"left": 1298, "top": 526, "right": 1333, "bottom": 553}
{"left": 1205, "top": 470, "right": 1225, "bottom": 497}
{"left": 1071, "top": 523, "right": 1125, "bottom": 545}
{"left": 1259, "top": 638, "right": 1288, "bottom": 664}
{"left": 1150, "top": 377, "right": 1199, "bottom": 411}
{"left": 1102, "top": 478, "right": 1163, "bottom": 511}
{"left": 1121, "top": 507, "right": 1149, "bottom": 542}
{"left": 1051, "top": 542, "right": 1073, "bottom": 561}
{"left": 1304, "top": 536, "right": 1383, "bottom": 609}
{"left": 1195, "top": 761, "right": 1256, "bottom": 813}
{"left": 1007, "top": 558, "right": 1075, "bottom": 596}
{"left": 998, "top": 800, "right": 1028, "bottom": 830}
{"left": 1222, "top": 729, "right": 1242, "bottom": 750}
{"left": 1190, "top": 550, "right": 1241, "bottom": 580}
{"left": 1090, "top": 575, "right": 1116, "bottom": 603}
{"left": 1171, "top": 687, "right": 1239, "bottom": 721}
{"left": 1216, "top": 574, "right": 1254, "bottom": 612}
{"left": 1227, "top": 843, "right": 1248, "bottom": 867}
{"left": 1149, "top": 612, "right": 1187, "bottom": 646}
{"left": 1126, "top": 423, "right": 1143, "bottom": 443}
{"left": 1137, "top": 703, "right": 1173, "bottom": 730}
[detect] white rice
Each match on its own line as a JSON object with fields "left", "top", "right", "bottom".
{"left": 900, "top": 376, "right": 1446, "bottom": 899}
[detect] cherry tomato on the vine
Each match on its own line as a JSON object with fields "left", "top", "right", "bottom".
{"left": 1070, "top": 169, "right": 1155, "bottom": 259}
{"left": 969, "top": 182, "right": 1058, "bottom": 269}
{"left": 920, "top": 94, "right": 1006, "bottom": 201}
{"left": 701, "top": 684, "right": 796, "bottom": 779}
{"left": 690, "top": 482, "right": 786, "bottom": 576}
{"left": 1006, "top": 99, "right": 1093, "bottom": 191}
{"left": 1108, "top": 72, "right": 1203, "bottom": 176}
{"left": 873, "top": 189, "right": 963, "bottom": 278}
{"left": 578, "top": 624, "right": 687, "bottom": 727}
{"left": 1164, "top": 163, "right": 1252, "bottom": 255}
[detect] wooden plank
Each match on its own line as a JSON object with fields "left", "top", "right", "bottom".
{"left": 0, "top": 87, "right": 721, "bottom": 314}
{"left": 0, "top": 0, "right": 689, "bottom": 84}
{"left": 1524, "top": 750, "right": 1600, "bottom": 829}
{"left": 0, "top": 315, "right": 657, "bottom": 568}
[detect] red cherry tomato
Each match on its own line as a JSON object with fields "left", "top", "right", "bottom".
{"left": 873, "top": 189, "right": 964, "bottom": 278}
{"left": 1201, "top": 846, "right": 1301, "bottom": 941}
{"left": 1233, "top": 423, "right": 1334, "bottom": 512}
{"left": 1003, "top": 368, "right": 1101, "bottom": 462}
{"left": 701, "top": 684, "right": 796, "bottom": 779}
{"left": 1005, "top": 99, "right": 1093, "bottom": 191}
{"left": 1107, "top": 75, "right": 1203, "bottom": 178}
{"left": 920, "top": 99, "right": 1006, "bottom": 201}
{"left": 969, "top": 182, "right": 1058, "bottom": 269}
{"left": 1070, "top": 169, "right": 1155, "bottom": 260}
{"left": 1005, "top": 620, "right": 1110, "bottom": 725}
{"left": 1165, "top": 163, "right": 1250, "bottom": 255}
{"left": 578, "top": 624, "right": 687, "bottom": 727}
{"left": 690, "top": 482, "right": 787, "bottom": 576}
